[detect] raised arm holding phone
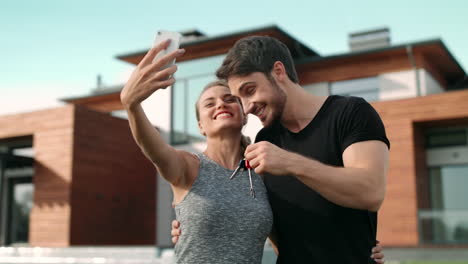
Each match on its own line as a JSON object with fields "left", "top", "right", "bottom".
{"left": 121, "top": 37, "right": 274, "bottom": 264}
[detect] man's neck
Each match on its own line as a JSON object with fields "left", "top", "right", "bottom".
{"left": 280, "top": 83, "right": 328, "bottom": 133}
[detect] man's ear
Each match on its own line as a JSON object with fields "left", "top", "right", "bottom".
{"left": 272, "top": 61, "right": 287, "bottom": 82}
{"left": 198, "top": 121, "right": 206, "bottom": 136}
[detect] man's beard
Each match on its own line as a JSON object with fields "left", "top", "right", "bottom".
{"left": 265, "top": 77, "right": 286, "bottom": 127}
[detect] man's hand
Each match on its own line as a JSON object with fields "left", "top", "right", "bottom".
{"left": 371, "top": 241, "right": 385, "bottom": 263}
{"left": 244, "top": 141, "right": 297, "bottom": 175}
{"left": 171, "top": 220, "right": 181, "bottom": 244}
{"left": 120, "top": 39, "right": 185, "bottom": 110}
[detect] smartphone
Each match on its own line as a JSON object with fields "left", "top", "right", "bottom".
{"left": 152, "top": 30, "right": 182, "bottom": 68}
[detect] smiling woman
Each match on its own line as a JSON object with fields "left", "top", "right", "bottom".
{"left": 171, "top": 55, "right": 226, "bottom": 145}
{"left": 120, "top": 43, "right": 273, "bottom": 264}
{"left": 194, "top": 80, "right": 251, "bottom": 153}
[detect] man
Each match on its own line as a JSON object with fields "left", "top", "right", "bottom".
{"left": 173, "top": 36, "right": 389, "bottom": 263}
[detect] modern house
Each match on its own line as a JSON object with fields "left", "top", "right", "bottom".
{"left": 1, "top": 25, "right": 467, "bottom": 262}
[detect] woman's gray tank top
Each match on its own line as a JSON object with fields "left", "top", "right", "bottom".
{"left": 174, "top": 153, "right": 273, "bottom": 264}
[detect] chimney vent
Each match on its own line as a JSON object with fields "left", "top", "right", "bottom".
{"left": 180, "top": 29, "right": 205, "bottom": 42}
{"left": 96, "top": 74, "right": 102, "bottom": 89}
{"left": 349, "top": 28, "right": 390, "bottom": 52}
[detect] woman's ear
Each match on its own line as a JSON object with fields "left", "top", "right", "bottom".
{"left": 198, "top": 121, "right": 206, "bottom": 136}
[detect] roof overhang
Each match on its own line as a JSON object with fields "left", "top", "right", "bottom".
{"left": 60, "top": 86, "right": 123, "bottom": 112}
{"left": 295, "top": 39, "right": 466, "bottom": 89}
{"left": 61, "top": 85, "right": 123, "bottom": 103}
{"left": 116, "top": 25, "right": 319, "bottom": 65}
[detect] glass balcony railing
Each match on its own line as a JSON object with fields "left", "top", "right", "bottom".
{"left": 419, "top": 209, "right": 468, "bottom": 244}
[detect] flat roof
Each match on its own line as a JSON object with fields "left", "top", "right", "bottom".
{"left": 64, "top": 27, "right": 467, "bottom": 103}
{"left": 115, "top": 24, "right": 319, "bottom": 65}
{"left": 61, "top": 85, "right": 123, "bottom": 102}
{"left": 295, "top": 39, "right": 466, "bottom": 88}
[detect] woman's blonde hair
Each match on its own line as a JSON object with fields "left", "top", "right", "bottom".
{"left": 195, "top": 80, "right": 251, "bottom": 157}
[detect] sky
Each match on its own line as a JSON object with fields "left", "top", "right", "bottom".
{"left": 1, "top": 0, "right": 467, "bottom": 115}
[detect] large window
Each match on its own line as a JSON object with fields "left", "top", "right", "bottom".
{"left": 330, "top": 77, "right": 379, "bottom": 102}
{"left": 0, "top": 140, "right": 34, "bottom": 246}
{"left": 419, "top": 127, "right": 468, "bottom": 244}
{"left": 4, "top": 176, "right": 33, "bottom": 245}
{"left": 171, "top": 55, "right": 225, "bottom": 144}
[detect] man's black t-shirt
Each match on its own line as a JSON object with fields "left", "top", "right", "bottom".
{"left": 255, "top": 95, "right": 390, "bottom": 264}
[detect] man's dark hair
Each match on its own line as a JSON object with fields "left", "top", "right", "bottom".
{"left": 216, "top": 36, "right": 299, "bottom": 83}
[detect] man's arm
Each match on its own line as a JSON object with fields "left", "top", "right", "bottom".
{"left": 293, "top": 140, "right": 388, "bottom": 211}
{"left": 245, "top": 140, "right": 389, "bottom": 211}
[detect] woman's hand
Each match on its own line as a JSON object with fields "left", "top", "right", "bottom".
{"left": 120, "top": 39, "right": 185, "bottom": 110}
{"left": 371, "top": 241, "right": 385, "bottom": 263}
{"left": 119, "top": 40, "right": 187, "bottom": 186}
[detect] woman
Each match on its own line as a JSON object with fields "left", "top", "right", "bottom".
{"left": 121, "top": 40, "right": 272, "bottom": 263}
{"left": 121, "top": 39, "right": 385, "bottom": 263}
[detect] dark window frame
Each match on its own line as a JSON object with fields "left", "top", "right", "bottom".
{"left": 3, "top": 175, "right": 33, "bottom": 245}
{"left": 0, "top": 146, "right": 34, "bottom": 246}
{"left": 426, "top": 129, "right": 467, "bottom": 149}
